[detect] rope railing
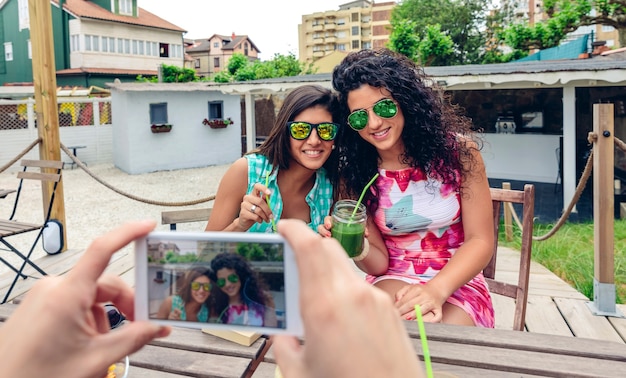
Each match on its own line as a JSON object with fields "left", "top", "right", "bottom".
{"left": 2, "top": 135, "right": 624, "bottom": 218}
{"left": 0, "top": 138, "right": 42, "bottom": 174}
{"left": 507, "top": 134, "right": 625, "bottom": 241}
{"left": 59, "top": 143, "right": 215, "bottom": 207}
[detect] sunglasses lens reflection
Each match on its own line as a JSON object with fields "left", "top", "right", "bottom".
{"left": 289, "top": 122, "right": 311, "bottom": 140}
{"left": 217, "top": 274, "right": 239, "bottom": 288}
{"left": 374, "top": 99, "right": 398, "bottom": 118}
{"left": 348, "top": 110, "right": 368, "bottom": 130}
{"left": 317, "top": 123, "right": 337, "bottom": 141}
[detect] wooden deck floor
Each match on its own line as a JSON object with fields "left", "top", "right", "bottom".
{"left": 1, "top": 245, "right": 626, "bottom": 343}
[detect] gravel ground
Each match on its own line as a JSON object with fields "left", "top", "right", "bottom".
{"left": 0, "top": 163, "right": 231, "bottom": 276}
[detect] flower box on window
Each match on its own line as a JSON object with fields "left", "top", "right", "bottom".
{"left": 151, "top": 124, "right": 172, "bottom": 133}
{"left": 203, "top": 118, "right": 233, "bottom": 129}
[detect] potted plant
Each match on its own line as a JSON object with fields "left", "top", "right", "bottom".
{"left": 151, "top": 124, "right": 172, "bottom": 133}
{"left": 202, "top": 118, "right": 233, "bottom": 129}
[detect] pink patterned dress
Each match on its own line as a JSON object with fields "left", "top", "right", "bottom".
{"left": 366, "top": 167, "right": 494, "bottom": 328}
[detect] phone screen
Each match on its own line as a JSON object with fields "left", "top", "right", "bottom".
{"left": 139, "top": 232, "right": 290, "bottom": 331}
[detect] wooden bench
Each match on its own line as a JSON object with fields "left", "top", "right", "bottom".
{"left": 161, "top": 207, "right": 213, "bottom": 230}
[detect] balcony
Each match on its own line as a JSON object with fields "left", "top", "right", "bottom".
{"left": 325, "top": 22, "right": 336, "bottom": 30}
{"left": 313, "top": 37, "right": 324, "bottom": 44}
{"left": 313, "top": 24, "right": 323, "bottom": 31}
{"left": 325, "top": 36, "right": 336, "bottom": 43}
{"left": 313, "top": 50, "right": 325, "bottom": 57}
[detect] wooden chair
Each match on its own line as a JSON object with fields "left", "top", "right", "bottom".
{"left": 0, "top": 159, "right": 63, "bottom": 303}
{"left": 483, "top": 184, "right": 535, "bottom": 331}
{"left": 161, "top": 207, "right": 212, "bottom": 230}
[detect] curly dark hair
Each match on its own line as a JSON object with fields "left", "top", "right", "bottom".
{"left": 254, "top": 84, "right": 343, "bottom": 185}
{"left": 209, "top": 252, "right": 272, "bottom": 323}
{"left": 331, "top": 49, "right": 481, "bottom": 210}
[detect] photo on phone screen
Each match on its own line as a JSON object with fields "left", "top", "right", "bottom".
{"left": 135, "top": 232, "right": 301, "bottom": 335}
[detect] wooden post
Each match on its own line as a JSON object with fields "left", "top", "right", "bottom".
{"left": 502, "top": 182, "right": 513, "bottom": 241}
{"left": 29, "top": 0, "right": 67, "bottom": 251}
{"left": 244, "top": 92, "right": 256, "bottom": 153}
{"left": 587, "top": 103, "right": 621, "bottom": 316}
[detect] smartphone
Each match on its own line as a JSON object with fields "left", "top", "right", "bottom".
{"left": 134, "top": 231, "right": 302, "bottom": 336}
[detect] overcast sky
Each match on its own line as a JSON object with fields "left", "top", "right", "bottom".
{"left": 139, "top": 0, "right": 352, "bottom": 60}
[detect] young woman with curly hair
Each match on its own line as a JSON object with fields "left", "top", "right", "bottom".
{"left": 210, "top": 252, "right": 277, "bottom": 327}
{"left": 323, "top": 49, "right": 495, "bottom": 328}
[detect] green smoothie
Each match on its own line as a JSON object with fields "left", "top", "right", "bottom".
{"left": 331, "top": 221, "right": 365, "bottom": 258}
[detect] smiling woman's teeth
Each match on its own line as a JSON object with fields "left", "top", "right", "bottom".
{"left": 374, "top": 129, "right": 388, "bottom": 137}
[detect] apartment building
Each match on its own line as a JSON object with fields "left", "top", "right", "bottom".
{"left": 298, "top": 1, "right": 396, "bottom": 65}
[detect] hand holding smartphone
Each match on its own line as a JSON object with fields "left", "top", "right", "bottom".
{"left": 134, "top": 231, "right": 302, "bottom": 336}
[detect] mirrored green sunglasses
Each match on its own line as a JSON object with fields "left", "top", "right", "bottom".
{"left": 216, "top": 273, "right": 239, "bottom": 288}
{"left": 288, "top": 121, "right": 339, "bottom": 141}
{"left": 347, "top": 98, "right": 398, "bottom": 131}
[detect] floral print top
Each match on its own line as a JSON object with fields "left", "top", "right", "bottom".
{"left": 366, "top": 167, "right": 494, "bottom": 328}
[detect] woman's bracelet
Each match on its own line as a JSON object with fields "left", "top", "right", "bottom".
{"left": 352, "top": 238, "right": 370, "bottom": 262}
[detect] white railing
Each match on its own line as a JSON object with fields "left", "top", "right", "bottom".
{"left": 0, "top": 97, "right": 113, "bottom": 172}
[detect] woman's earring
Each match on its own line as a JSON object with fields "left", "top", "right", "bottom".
{"left": 331, "top": 145, "right": 336, "bottom": 150}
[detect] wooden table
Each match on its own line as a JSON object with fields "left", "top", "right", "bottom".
{"left": 130, "top": 327, "right": 269, "bottom": 378}
{"left": 256, "top": 321, "right": 626, "bottom": 378}
{"left": 0, "top": 303, "right": 269, "bottom": 378}
{"left": 4, "top": 299, "right": 626, "bottom": 377}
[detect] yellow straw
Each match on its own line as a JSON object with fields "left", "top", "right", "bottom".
{"left": 415, "top": 304, "right": 433, "bottom": 378}
{"left": 265, "top": 173, "right": 277, "bottom": 232}
{"left": 350, "top": 173, "right": 379, "bottom": 220}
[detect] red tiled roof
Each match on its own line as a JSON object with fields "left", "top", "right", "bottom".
{"left": 55, "top": 0, "right": 186, "bottom": 33}
{"left": 56, "top": 67, "right": 158, "bottom": 76}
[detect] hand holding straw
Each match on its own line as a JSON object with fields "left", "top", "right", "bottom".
{"left": 415, "top": 304, "right": 433, "bottom": 378}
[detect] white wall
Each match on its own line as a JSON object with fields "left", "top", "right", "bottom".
{"left": 0, "top": 126, "right": 113, "bottom": 172}
{"left": 482, "top": 133, "right": 561, "bottom": 183}
{"left": 111, "top": 89, "right": 241, "bottom": 174}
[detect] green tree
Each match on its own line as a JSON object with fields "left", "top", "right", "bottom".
{"left": 388, "top": 19, "right": 420, "bottom": 60}
{"left": 481, "top": 3, "right": 530, "bottom": 63}
{"left": 215, "top": 52, "right": 315, "bottom": 82}
{"left": 390, "top": 0, "right": 489, "bottom": 65}
{"left": 213, "top": 70, "right": 232, "bottom": 83}
{"left": 227, "top": 53, "right": 250, "bottom": 75}
{"left": 136, "top": 64, "right": 198, "bottom": 83}
{"left": 137, "top": 53, "right": 316, "bottom": 84}
{"left": 417, "top": 24, "right": 455, "bottom": 66}
{"left": 500, "top": 0, "right": 626, "bottom": 51}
